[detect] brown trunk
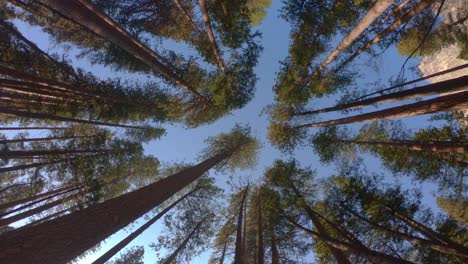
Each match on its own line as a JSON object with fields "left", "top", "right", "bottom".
{"left": 0, "top": 135, "right": 92, "bottom": 145}
{"left": 342, "top": 204, "right": 468, "bottom": 258}
{"left": 295, "top": 75, "right": 468, "bottom": 116}
{"left": 287, "top": 179, "right": 351, "bottom": 264}
{"left": 234, "top": 187, "right": 248, "bottom": 264}
{"left": 0, "top": 183, "right": 28, "bottom": 195}
{"left": 219, "top": 240, "right": 227, "bottom": 264}
{"left": 0, "top": 152, "right": 230, "bottom": 263}
{"left": 0, "top": 191, "right": 82, "bottom": 227}
{"left": 33, "top": 0, "right": 207, "bottom": 102}
{"left": 0, "top": 106, "right": 148, "bottom": 129}
{"left": 256, "top": 190, "right": 264, "bottom": 264}
{"left": 198, "top": 0, "right": 228, "bottom": 74}
{"left": 270, "top": 223, "right": 280, "bottom": 264}
{"left": 295, "top": 91, "right": 468, "bottom": 128}
{"left": 92, "top": 188, "right": 200, "bottom": 264}
{"left": 0, "top": 158, "right": 70, "bottom": 174}
{"left": 317, "top": 0, "right": 394, "bottom": 73}
{"left": 345, "top": 140, "right": 468, "bottom": 154}
{"left": 22, "top": 207, "right": 72, "bottom": 228}
{"left": 0, "top": 126, "right": 67, "bottom": 130}
{"left": 172, "top": 0, "right": 203, "bottom": 34}
{"left": 161, "top": 218, "right": 206, "bottom": 264}
{"left": 1, "top": 149, "right": 108, "bottom": 159}
{"left": 0, "top": 185, "right": 82, "bottom": 211}
{"left": 331, "top": 0, "right": 431, "bottom": 74}
{"left": 284, "top": 214, "right": 414, "bottom": 264}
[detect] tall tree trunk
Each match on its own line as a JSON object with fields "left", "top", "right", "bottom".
{"left": 0, "top": 191, "right": 82, "bottom": 227}
{"left": 234, "top": 187, "right": 248, "bottom": 264}
{"left": 0, "top": 151, "right": 232, "bottom": 263}
{"left": 295, "top": 90, "right": 468, "bottom": 128}
{"left": 31, "top": 0, "right": 207, "bottom": 102}
{"left": 0, "top": 183, "right": 28, "bottom": 195}
{"left": 161, "top": 218, "right": 206, "bottom": 264}
{"left": 0, "top": 158, "right": 72, "bottom": 174}
{"left": 331, "top": 0, "right": 432, "bottom": 74}
{"left": 269, "top": 223, "right": 280, "bottom": 264}
{"left": 287, "top": 179, "right": 351, "bottom": 264}
{"left": 92, "top": 187, "right": 200, "bottom": 264}
{"left": 219, "top": 240, "right": 227, "bottom": 264}
{"left": 316, "top": 0, "right": 394, "bottom": 73}
{"left": 0, "top": 135, "right": 92, "bottom": 144}
{"left": 0, "top": 106, "right": 148, "bottom": 129}
{"left": 295, "top": 75, "right": 468, "bottom": 116}
{"left": 198, "top": 0, "right": 228, "bottom": 74}
{"left": 172, "top": 0, "right": 203, "bottom": 34}
{"left": 0, "top": 185, "right": 82, "bottom": 211}
{"left": 343, "top": 139, "right": 468, "bottom": 154}
{"left": 342, "top": 204, "right": 468, "bottom": 258}
{"left": 284, "top": 214, "right": 415, "bottom": 264}
{"left": 256, "top": 190, "right": 264, "bottom": 264}
{"left": 22, "top": 207, "right": 72, "bottom": 228}
{"left": 0, "top": 126, "right": 67, "bottom": 131}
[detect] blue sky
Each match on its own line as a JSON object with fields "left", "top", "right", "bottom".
{"left": 9, "top": 0, "right": 445, "bottom": 263}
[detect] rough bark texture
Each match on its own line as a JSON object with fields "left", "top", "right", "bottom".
{"left": 234, "top": 187, "right": 248, "bottom": 264}
{"left": 92, "top": 188, "right": 199, "bottom": 264}
{"left": 296, "top": 75, "right": 468, "bottom": 116}
{"left": 296, "top": 90, "right": 468, "bottom": 128}
{"left": 0, "top": 152, "right": 228, "bottom": 263}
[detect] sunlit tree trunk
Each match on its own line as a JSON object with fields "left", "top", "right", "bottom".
{"left": 0, "top": 152, "right": 232, "bottom": 263}
{"left": 295, "top": 91, "right": 468, "bottom": 128}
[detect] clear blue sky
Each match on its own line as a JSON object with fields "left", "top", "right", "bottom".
{"left": 11, "top": 1, "right": 442, "bottom": 263}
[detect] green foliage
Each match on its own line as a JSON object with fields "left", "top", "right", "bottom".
{"left": 267, "top": 122, "right": 305, "bottom": 152}
{"left": 110, "top": 246, "right": 144, "bottom": 264}
{"left": 437, "top": 197, "right": 468, "bottom": 224}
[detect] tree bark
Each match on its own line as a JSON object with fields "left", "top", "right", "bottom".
{"left": 161, "top": 218, "right": 206, "bottom": 264}
{"left": 270, "top": 223, "right": 280, "bottom": 264}
{"left": 295, "top": 90, "right": 468, "bottom": 128}
{"left": 234, "top": 187, "right": 248, "bottom": 264}
{"left": 0, "top": 152, "right": 230, "bottom": 263}
{"left": 92, "top": 187, "right": 200, "bottom": 264}
{"left": 0, "top": 191, "right": 82, "bottom": 228}
{"left": 219, "top": 240, "right": 227, "bottom": 264}
{"left": 0, "top": 135, "right": 92, "bottom": 145}
{"left": 0, "top": 126, "right": 67, "bottom": 131}
{"left": 32, "top": 0, "right": 207, "bottom": 102}
{"left": 0, "top": 185, "right": 82, "bottom": 211}
{"left": 198, "top": 0, "right": 228, "bottom": 74}
{"left": 316, "top": 0, "right": 394, "bottom": 73}
{"left": 344, "top": 139, "right": 468, "bottom": 154}
{"left": 331, "top": 0, "right": 432, "bottom": 74}
{"left": 0, "top": 158, "right": 71, "bottom": 174}
{"left": 0, "top": 149, "right": 109, "bottom": 159}
{"left": 172, "top": 0, "right": 203, "bottom": 34}
{"left": 295, "top": 75, "right": 468, "bottom": 116}
{"left": 256, "top": 190, "right": 264, "bottom": 264}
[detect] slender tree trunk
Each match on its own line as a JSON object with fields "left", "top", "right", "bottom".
{"left": 316, "top": 0, "right": 394, "bottom": 73}
{"left": 295, "top": 75, "right": 468, "bottom": 116}
{"left": 172, "top": 0, "right": 203, "bottom": 34}
{"left": 270, "top": 223, "right": 280, "bottom": 264}
{"left": 284, "top": 214, "right": 414, "bottom": 264}
{"left": 0, "top": 158, "right": 71, "bottom": 174}
{"left": 0, "top": 106, "right": 148, "bottom": 129}
{"left": 331, "top": 0, "right": 432, "bottom": 74}
{"left": 342, "top": 204, "right": 468, "bottom": 258}
{"left": 0, "top": 183, "right": 28, "bottom": 195}
{"left": 344, "top": 139, "right": 468, "bottom": 154}
{"left": 0, "top": 135, "right": 92, "bottom": 145}
{"left": 287, "top": 179, "right": 351, "bottom": 264}
{"left": 0, "top": 149, "right": 108, "bottom": 159}
{"left": 219, "top": 240, "right": 227, "bottom": 264}
{"left": 295, "top": 90, "right": 468, "bottom": 128}
{"left": 22, "top": 207, "right": 72, "bottom": 228}
{"left": 256, "top": 190, "right": 264, "bottom": 264}
{"left": 0, "top": 126, "right": 67, "bottom": 131}
{"left": 0, "top": 151, "right": 231, "bottom": 263}
{"left": 31, "top": 0, "right": 207, "bottom": 102}
{"left": 234, "top": 187, "right": 248, "bottom": 264}
{"left": 0, "top": 191, "right": 82, "bottom": 227}
{"left": 161, "top": 218, "right": 206, "bottom": 264}
{"left": 92, "top": 188, "right": 200, "bottom": 264}
{"left": 0, "top": 185, "right": 82, "bottom": 211}
{"left": 198, "top": 0, "right": 228, "bottom": 74}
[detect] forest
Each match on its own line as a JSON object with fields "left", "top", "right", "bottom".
{"left": 0, "top": 0, "right": 466, "bottom": 263}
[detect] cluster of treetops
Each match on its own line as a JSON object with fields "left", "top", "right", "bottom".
{"left": 0, "top": 0, "right": 466, "bottom": 263}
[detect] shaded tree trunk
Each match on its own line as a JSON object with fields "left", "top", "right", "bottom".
{"left": 172, "top": 0, "right": 203, "bottom": 34}
{"left": 343, "top": 139, "right": 468, "bottom": 154}
{"left": 219, "top": 240, "right": 227, "bottom": 264}
{"left": 256, "top": 190, "right": 264, "bottom": 264}
{"left": 0, "top": 126, "right": 67, "bottom": 131}
{"left": 331, "top": 0, "right": 432, "bottom": 74}
{"left": 0, "top": 149, "right": 108, "bottom": 159}
{"left": 295, "top": 75, "right": 468, "bottom": 116}
{"left": 32, "top": 0, "right": 207, "bottom": 102}
{"left": 234, "top": 187, "right": 248, "bottom": 264}
{"left": 0, "top": 151, "right": 232, "bottom": 263}
{"left": 0, "top": 158, "right": 71, "bottom": 174}
{"left": 295, "top": 91, "right": 468, "bottom": 128}
{"left": 0, "top": 135, "right": 92, "bottom": 144}
{"left": 92, "top": 187, "right": 200, "bottom": 264}
{"left": 161, "top": 218, "right": 206, "bottom": 264}
{"left": 270, "top": 223, "right": 280, "bottom": 264}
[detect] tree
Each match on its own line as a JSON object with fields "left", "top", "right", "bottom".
{"left": 110, "top": 246, "right": 144, "bottom": 264}
{"left": 0, "top": 125, "right": 258, "bottom": 263}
